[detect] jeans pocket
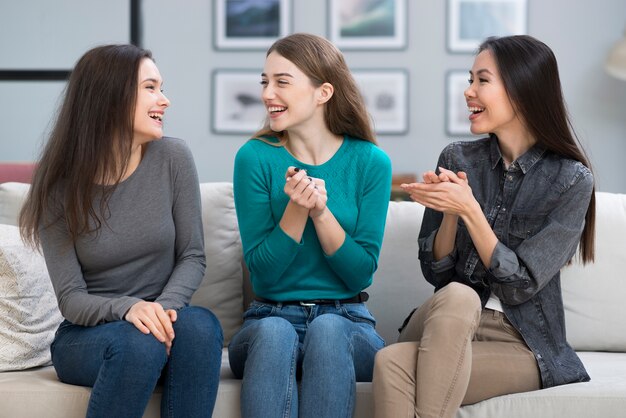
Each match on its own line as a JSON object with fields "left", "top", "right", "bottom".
{"left": 243, "top": 301, "right": 276, "bottom": 321}
{"left": 340, "top": 303, "right": 377, "bottom": 327}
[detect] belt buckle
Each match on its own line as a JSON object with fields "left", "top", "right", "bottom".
{"left": 299, "top": 301, "right": 316, "bottom": 307}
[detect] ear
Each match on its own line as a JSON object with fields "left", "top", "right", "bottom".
{"left": 316, "top": 82, "right": 334, "bottom": 105}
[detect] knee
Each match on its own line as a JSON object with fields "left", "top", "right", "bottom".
{"left": 435, "top": 282, "right": 481, "bottom": 316}
{"left": 248, "top": 316, "right": 298, "bottom": 348}
{"left": 373, "top": 343, "right": 415, "bottom": 379}
{"left": 106, "top": 323, "right": 167, "bottom": 370}
{"left": 303, "top": 314, "right": 350, "bottom": 354}
{"left": 175, "top": 306, "right": 224, "bottom": 349}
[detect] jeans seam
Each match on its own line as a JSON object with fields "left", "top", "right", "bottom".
{"left": 282, "top": 335, "right": 299, "bottom": 418}
{"left": 439, "top": 314, "right": 479, "bottom": 418}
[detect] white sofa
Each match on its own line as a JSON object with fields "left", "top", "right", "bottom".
{"left": 1, "top": 181, "right": 625, "bottom": 418}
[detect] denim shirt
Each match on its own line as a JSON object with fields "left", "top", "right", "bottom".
{"left": 418, "top": 135, "right": 593, "bottom": 388}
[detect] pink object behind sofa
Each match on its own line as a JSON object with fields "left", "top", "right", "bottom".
{"left": 0, "top": 163, "right": 36, "bottom": 184}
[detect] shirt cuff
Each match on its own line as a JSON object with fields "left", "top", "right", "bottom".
{"left": 489, "top": 241, "right": 519, "bottom": 278}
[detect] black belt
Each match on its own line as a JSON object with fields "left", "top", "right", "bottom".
{"left": 256, "top": 291, "right": 369, "bottom": 306}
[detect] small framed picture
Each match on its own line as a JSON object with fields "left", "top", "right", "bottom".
{"left": 211, "top": 69, "right": 266, "bottom": 135}
{"left": 214, "top": 0, "right": 291, "bottom": 50}
{"left": 445, "top": 70, "right": 474, "bottom": 137}
{"left": 353, "top": 69, "right": 409, "bottom": 135}
{"left": 447, "top": 0, "right": 528, "bottom": 53}
{"left": 328, "top": 0, "right": 407, "bottom": 50}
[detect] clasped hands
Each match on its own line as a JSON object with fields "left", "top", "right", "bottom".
{"left": 125, "top": 301, "right": 177, "bottom": 355}
{"left": 401, "top": 167, "right": 475, "bottom": 216}
{"left": 284, "top": 166, "right": 328, "bottom": 218}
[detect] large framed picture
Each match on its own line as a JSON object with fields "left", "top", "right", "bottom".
{"left": 447, "top": 0, "right": 527, "bottom": 53}
{"left": 328, "top": 0, "right": 407, "bottom": 50}
{"left": 214, "top": 0, "right": 291, "bottom": 50}
{"left": 211, "top": 69, "right": 266, "bottom": 135}
{"left": 445, "top": 70, "right": 473, "bottom": 137}
{"left": 353, "top": 69, "right": 409, "bottom": 135}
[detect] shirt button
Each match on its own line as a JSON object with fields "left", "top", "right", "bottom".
{"left": 508, "top": 175, "right": 513, "bottom": 181}
{"left": 502, "top": 207, "right": 506, "bottom": 212}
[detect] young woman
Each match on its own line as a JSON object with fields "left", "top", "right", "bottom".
{"left": 372, "top": 35, "right": 595, "bottom": 418}
{"left": 229, "top": 33, "right": 392, "bottom": 418}
{"left": 19, "top": 44, "right": 223, "bottom": 418}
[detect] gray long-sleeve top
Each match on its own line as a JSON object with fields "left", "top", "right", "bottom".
{"left": 40, "top": 137, "right": 206, "bottom": 326}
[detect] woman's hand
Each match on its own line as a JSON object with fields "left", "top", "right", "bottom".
{"left": 401, "top": 167, "right": 475, "bottom": 216}
{"left": 284, "top": 167, "right": 326, "bottom": 212}
{"left": 125, "top": 301, "right": 177, "bottom": 355}
{"left": 309, "top": 177, "right": 328, "bottom": 218}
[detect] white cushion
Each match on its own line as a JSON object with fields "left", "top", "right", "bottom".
{"left": 0, "top": 224, "right": 63, "bottom": 371}
{"left": 0, "top": 182, "right": 30, "bottom": 226}
{"left": 192, "top": 183, "right": 244, "bottom": 345}
{"left": 562, "top": 192, "right": 626, "bottom": 351}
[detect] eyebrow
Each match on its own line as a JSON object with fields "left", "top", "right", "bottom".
{"left": 469, "top": 69, "right": 493, "bottom": 76}
{"left": 141, "top": 78, "right": 161, "bottom": 84}
{"left": 261, "top": 72, "right": 294, "bottom": 78}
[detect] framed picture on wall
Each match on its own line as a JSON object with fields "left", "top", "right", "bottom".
{"left": 211, "top": 69, "right": 266, "bottom": 134}
{"left": 353, "top": 69, "right": 409, "bottom": 135}
{"left": 447, "top": 0, "right": 527, "bottom": 53}
{"left": 445, "top": 70, "right": 474, "bottom": 136}
{"left": 214, "top": 0, "right": 291, "bottom": 50}
{"left": 328, "top": 0, "right": 407, "bottom": 50}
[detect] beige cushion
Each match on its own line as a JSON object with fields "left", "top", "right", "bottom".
{"left": 192, "top": 183, "right": 244, "bottom": 345}
{"left": 0, "top": 224, "right": 63, "bottom": 371}
{"left": 0, "top": 182, "right": 30, "bottom": 226}
{"left": 562, "top": 192, "right": 626, "bottom": 351}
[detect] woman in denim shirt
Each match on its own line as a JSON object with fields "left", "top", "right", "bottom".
{"left": 372, "top": 35, "right": 595, "bottom": 418}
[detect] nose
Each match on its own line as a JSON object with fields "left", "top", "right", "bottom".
{"left": 464, "top": 82, "right": 475, "bottom": 100}
{"left": 261, "top": 83, "right": 274, "bottom": 101}
{"left": 159, "top": 90, "right": 170, "bottom": 108}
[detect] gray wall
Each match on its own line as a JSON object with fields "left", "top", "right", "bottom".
{"left": 2, "top": 0, "right": 625, "bottom": 192}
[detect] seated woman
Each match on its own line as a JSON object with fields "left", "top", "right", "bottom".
{"left": 229, "top": 33, "right": 392, "bottom": 418}
{"left": 19, "top": 44, "right": 223, "bottom": 418}
{"left": 373, "top": 35, "right": 595, "bottom": 418}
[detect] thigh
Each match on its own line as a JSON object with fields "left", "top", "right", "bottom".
{"left": 463, "top": 311, "right": 541, "bottom": 405}
{"left": 51, "top": 320, "right": 161, "bottom": 387}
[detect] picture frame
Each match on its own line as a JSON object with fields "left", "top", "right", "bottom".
{"left": 328, "top": 0, "right": 407, "bottom": 50}
{"left": 445, "top": 70, "right": 474, "bottom": 137}
{"left": 211, "top": 69, "right": 266, "bottom": 135}
{"left": 214, "top": 0, "right": 291, "bottom": 50}
{"left": 447, "top": 0, "right": 528, "bottom": 53}
{"left": 353, "top": 69, "right": 409, "bottom": 135}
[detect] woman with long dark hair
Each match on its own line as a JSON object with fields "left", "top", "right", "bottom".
{"left": 20, "top": 44, "right": 223, "bottom": 418}
{"left": 372, "top": 35, "right": 595, "bottom": 418}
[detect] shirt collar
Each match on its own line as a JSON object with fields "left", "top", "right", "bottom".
{"left": 489, "top": 134, "right": 546, "bottom": 174}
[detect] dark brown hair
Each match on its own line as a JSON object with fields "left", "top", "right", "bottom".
{"left": 478, "top": 35, "right": 595, "bottom": 263}
{"left": 254, "top": 33, "right": 376, "bottom": 144}
{"left": 20, "top": 44, "right": 153, "bottom": 247}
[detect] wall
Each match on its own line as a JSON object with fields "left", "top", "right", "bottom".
{"left": 1, "top": 0, "right": 625, "bottom": 192}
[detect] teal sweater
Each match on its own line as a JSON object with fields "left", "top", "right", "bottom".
{"left": 233, "top": 136, "right": 392, "bottom": 301}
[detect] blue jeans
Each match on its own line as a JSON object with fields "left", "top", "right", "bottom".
{"left": 228, "top": 301, "right": 385, "bottom": 418}
{"left": 51, "top": 306, "right": 223, "bottom": 418}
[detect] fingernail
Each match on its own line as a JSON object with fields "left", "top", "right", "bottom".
{"left": 308, "top": 176, "right": 313, "bottom": 181}
{"left": 294, "top": 167, "right": 300, "bottom": 172}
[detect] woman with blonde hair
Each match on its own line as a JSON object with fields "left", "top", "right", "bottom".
{"left": 229, "top": 33, "right": 392, "bottom": 418}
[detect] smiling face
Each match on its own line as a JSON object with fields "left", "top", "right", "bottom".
{"left": 260, "top": 51, "right": 328, "bottom": 134}
{"left": 133, "top": 58, "right": 170, "bottom": 146}
{"left": 464, "top": 50, "right": 525, "bottom": 137}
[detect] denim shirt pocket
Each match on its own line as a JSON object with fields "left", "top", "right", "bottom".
{"left": 508, "top": 213, "right": 546, "bottom": 248}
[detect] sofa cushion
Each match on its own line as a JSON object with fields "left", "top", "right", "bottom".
{"left": 192, "top": 183, "right": 244, "bottom": 345}
{"left": 0, "top": 224, "right": 63, "bottom": 371}
{"left": 561, "top": 192, "right": 626, "bottom": 352}
{"left": 0, "top": 182, "right": 30, "bottom": 226}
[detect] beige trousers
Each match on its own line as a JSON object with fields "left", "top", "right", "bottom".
{"left": 372, "top": 282, "right": 541, "bottom": 418}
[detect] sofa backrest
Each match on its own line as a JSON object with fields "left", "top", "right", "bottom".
{"left": 1, "top": 182, "right": 625, "bottom": 352}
